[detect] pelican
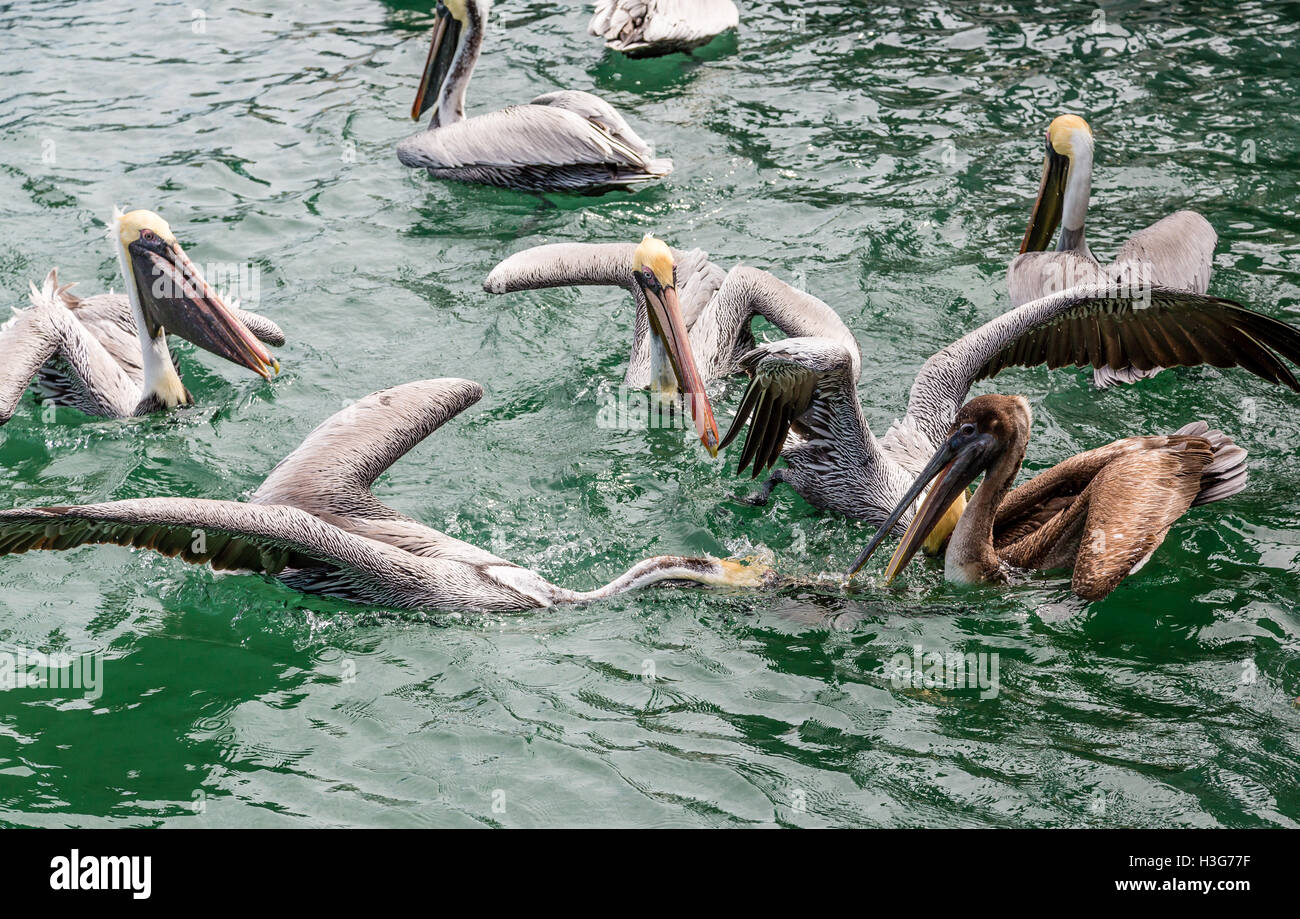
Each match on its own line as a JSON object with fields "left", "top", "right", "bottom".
{"left": 589, "top": 0, "right": 740, "bottom": 58}
{"left": 396, "top": 0, "right": 671, "bottom": 193}
{"left": 484, "top": 235, "right": 856, "bottom": 454}
{"left": 847, "top": 395, "right": 1248, "bottom": 601}
{"left": 0, "top": 210, "right": 282, "bottom": 427}
{"left": 0, "top": 379, "right": 774, "bottom": 612}
{"left": 1010, "top": 114, "right": 1218, "bottom": 386}
{"left": 717, "top": 284, "right": 1300, "bottom": 543}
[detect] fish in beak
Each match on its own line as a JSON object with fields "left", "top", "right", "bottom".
{"left": 119, "top": 210, "right": 278, "bottom": 379}
{"left": 847, "top": 421, "right": 996, "bottom": 581}
{"left": 411, "top": 2, "right": 464, "bottom": 122}
{"left": 633, "top": 235, "right": 721, "bottom": 457}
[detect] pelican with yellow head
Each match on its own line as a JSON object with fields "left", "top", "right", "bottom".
{"left": 0, "top": 207, "right": 283, "bottom": 425}
{"left": 1009, "top": 113, "right": 1221, "bottom": 363}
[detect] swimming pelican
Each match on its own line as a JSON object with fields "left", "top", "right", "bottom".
{"left": 0, "top": 379, "right": 773, "bottom": 612}
{"left": 484, "top": 235, "right": 855, "bottom": 454}
{"left": 1010, "top": 114, "right": 1217, "bottom": 387}
{"left": 0, "top": 210, "right": 282, "bottom": 427}
{"left": 847, "top": 395, "right": 1248, "bottom": 601}
{"left": 589, "top": 0, "right": 740, "bottom": 57}
{"left": 397, "top": 0, "right": 671, "bottom": 192}
{"left": 717, "top": 283, "right": 1300, "bottom": 540}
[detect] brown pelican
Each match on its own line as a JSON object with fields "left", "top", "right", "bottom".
{"left": 717, "top": 284, "right": 1300, "bottom": 539}
{"left": 1010, "top": 114, "right": 1217, "bottom": 386}
{"left": 484, "top": 234, "right": 855, "bottom": 454}
{"left": 397, "top": 0, "right": 671, "bottom": 193}
{"left": 0, "top": 379, "right": 774, "bottom": 612}
{"left": 589, "top": 0, "right": 740, "bottom": 57}
{"left": 847, "top": 395, "right": 1249, "bottom": 601}
{"left": 0, "top": 209, "right": 282, "bottom": 426}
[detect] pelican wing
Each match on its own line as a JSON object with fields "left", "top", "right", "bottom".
{"left": 0, "top": 498, "right": 545, "bottom": 610}
{"left": 250, "top": 379, "right": 507, "bottom": 565}
{"left": 397, "top": 104, "right": 671, "bottom": 189}
{"left": 253, "top": 378, "right": 481, "bottom": 519}
{"left": 0, "top": 499, "right": 418, "bottom": 605}
{"left": 1114, "top": 211, "right": 1216, "bottom": 295}
{"left": 718, "top": 338, "right": 861, "bottom": 477}
{"left": 590, "top": 0, "right": 739, "bottom": 56}
{"left": 0, "top": 271, "right": 139, "bottom": 424}
{"left": 906, "top": 285, "right": 1300, "bottom": 449}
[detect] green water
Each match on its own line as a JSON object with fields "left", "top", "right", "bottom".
{"left": 1, "top": 0, "right": 1298, "bottom": 827}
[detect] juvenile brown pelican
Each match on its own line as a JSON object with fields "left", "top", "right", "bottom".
{"left": 0, "top": 380, "right": 773, "bottom": 612}
{"left": 484, "top": 235, "right": 854, "bottom": 455}
{"left": 848, "top": 395, "right": 1248, "bottom": 601}
{"left": 718, "top": 284, "right": 1300, "bottom": 536}
{"left": 1010, "top": 114, "right": 1217, "bottom": 388}
{"left": 589, "top": 0, "right": 740, "bottom": 57}
{"left": 0, "top": 210, "right": 282, "bottom": 426}
{"left": 397, "top": 0, "right": 671, "bottom": 192}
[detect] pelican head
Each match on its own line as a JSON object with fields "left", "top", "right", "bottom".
{"left": 112, "top": 208, "right": 278, "bottom": 379}
{"left": 411, "top": 0, "right": 491, "bottom": 125}
{"left": 1019, "top": 114, "right": 1095, "bottom": 253}
{"left": 632, "top": 234, "right": 720, "bottom": 457}
{"left": 848, "top": 395, "right": 1031, "bottom": 580}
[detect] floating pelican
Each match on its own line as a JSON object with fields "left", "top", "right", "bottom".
{"left": 1010, "top": 114, "right": 1218, "bottom": 388}
{"left": 484, "top": 235, "right": 855, "bottom": 453}
{"left": 0, "top": 380, "right": 773, "bottom": 612}
{"left": 589, "top": 0, "right": 740, "bottom": 57}
{"left": 397, "top": 0, "right": 671, "bottom": 192}
{"left": 847, "top": 395, "right": 1248, "bottom": 601}
{"left": 717, "top": 284, "right": 1300, "bottom": 540}
{"left": 0, "top": 210, "right": 282, "bottom": 427}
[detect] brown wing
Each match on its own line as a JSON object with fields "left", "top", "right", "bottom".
{"left": 1069, "top": 442, "right": 1213, "bottom": 600}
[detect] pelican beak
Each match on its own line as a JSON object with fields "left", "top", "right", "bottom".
{"left": 634, "top": 272, "right": 720, "bottom": 457}
{"left": 847, "top": 426, "right": 995, "bottom": 581}
{"left": 1019, "top": 139, "right": 1070, "bottom": 253}
{"left": 411, "top": 3, "right": 462, "bottom": 121}
{"left": 127, "top": 236, "right": 278, "bottom": 380}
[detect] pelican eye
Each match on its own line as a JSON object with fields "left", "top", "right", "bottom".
{"left": 959, "top": 423, "right": 977, "bottom": 438}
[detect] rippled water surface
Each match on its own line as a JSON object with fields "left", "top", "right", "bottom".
{"left": 1, "top": 0, "right": 1298, "bottom": 827}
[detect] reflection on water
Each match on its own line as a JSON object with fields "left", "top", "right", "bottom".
{"left": 0, "top": 0, "right": 1297, "bottom": 827}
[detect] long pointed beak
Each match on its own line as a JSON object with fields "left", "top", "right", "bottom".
{"left": 640, "top": 280, "right": 720, "bottom": 457}
{"left": 847, "top": 431, "right": 994, "bottom": 580}
{"left": 411, "top": 7, "right": 461, "bottom": 121}
{"left": 1018, "top": 145, "right": 1070, "bottom": 254}
{"left": 131, "top": 242, "right": 278, "bottom": 380}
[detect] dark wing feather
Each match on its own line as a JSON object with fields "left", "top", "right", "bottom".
{"left": 718, "top": 338, "right": 854, "bottom": 478}
{"left": 906, "top": 284, "right": 1300, "bottom": 452}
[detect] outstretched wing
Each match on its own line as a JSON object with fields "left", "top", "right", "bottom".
{"left": 250, "top": 379, "right": 506, "bottom": 565}
{"left": 718, "top": 337, "right": 862, "bottom": 477}
{"left": 905, "top": 285, "right": 1300, "bottom": 450}
{"left": 0, "top": 498, "right": 547, "bottom": 610}
{"left": 0, "top": 499, "right": 426, "bottom": 605}
{"left": 253, "top": 378, "right": 481, "bottom": 519}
